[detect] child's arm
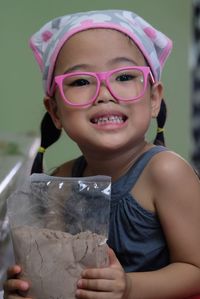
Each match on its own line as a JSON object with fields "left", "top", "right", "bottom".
{"left": 76, "top": 153, "right": 200, "bottom": 299}
{"left": 3, "top": 265, "right": 31, "bottom": 299}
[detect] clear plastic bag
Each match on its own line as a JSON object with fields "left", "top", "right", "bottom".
{"left": 7, "top": 173, "right": 111, "bottom": 299}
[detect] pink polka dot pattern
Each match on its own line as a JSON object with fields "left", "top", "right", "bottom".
{"left": 41, "top": 31, "right": 53, "bottom": 42}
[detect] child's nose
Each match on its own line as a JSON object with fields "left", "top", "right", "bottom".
{"left": 94, "top": 82, "right": 117, "bottom": 104}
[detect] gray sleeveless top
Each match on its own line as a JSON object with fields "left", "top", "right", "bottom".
{"left": 72, "top": 146, "right": 170, "bottom": 272}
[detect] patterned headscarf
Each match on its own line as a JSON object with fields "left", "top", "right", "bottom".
{"left": 29, "top": 10, "right": 173, "bottom": 96}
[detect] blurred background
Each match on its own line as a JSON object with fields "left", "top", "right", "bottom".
{"left": 0, "top": 0, "right": 195, "bottom": 171}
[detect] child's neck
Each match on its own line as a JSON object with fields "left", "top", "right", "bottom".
{"left": 82, "top": 142, "right": 151, "bottom": 181}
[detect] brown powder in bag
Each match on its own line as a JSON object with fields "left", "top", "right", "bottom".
{"left": 11, "top": 226, "right": 109, "bottom": 299}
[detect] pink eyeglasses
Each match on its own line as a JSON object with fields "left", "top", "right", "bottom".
{"left": 51, "top": 66, "right": 155, "bottom": 107}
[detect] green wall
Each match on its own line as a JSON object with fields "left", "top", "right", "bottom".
{"left": 0, "top": 0, "right": 191, "bottom": 171}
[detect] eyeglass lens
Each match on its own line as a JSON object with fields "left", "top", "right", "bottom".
{"left": 61, "top": 68, "right": 145, "bottom": 104}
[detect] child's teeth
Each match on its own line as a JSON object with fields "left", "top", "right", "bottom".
{"left": 94, "top": 116, "right": 123, "bottom": 124}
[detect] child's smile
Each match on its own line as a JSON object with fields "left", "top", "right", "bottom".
{"left": 91, "top": 114, "right": 126, "bottom": 125}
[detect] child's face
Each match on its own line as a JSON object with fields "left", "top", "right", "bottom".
{"left": 44, "top": 29, "right": 162, "bottom": 156}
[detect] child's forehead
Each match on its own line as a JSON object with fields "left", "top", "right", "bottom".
{"left": 62, "top": 28, "right": 143, "bottom": 51}
{"left": 56, "top": 28, "right": 146, "bottom": 66}
{"left": 66, "top": 27, "right": 139, "bottom": 44}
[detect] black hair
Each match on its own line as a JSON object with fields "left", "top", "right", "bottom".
{"left": 31, "top": 112, "right": 62, "bottom": 174}
{"left": 153, "top": 99, "right": 167, "bottom": 146}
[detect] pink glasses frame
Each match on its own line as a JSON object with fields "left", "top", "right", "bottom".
{"left": 52, "top": 66, "right": 155, "bottom": 107}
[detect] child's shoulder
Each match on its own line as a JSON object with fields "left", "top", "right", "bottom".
{"left": 147, "top": 148, "right": 199, "bottom": 187}
{"left": 51, "top": 158, "right": 77, "bottom": 177}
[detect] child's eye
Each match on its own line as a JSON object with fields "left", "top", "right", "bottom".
{"left": 116, "top": 74, "right": 135, "bottom": 82}
{"left": 69, "top": 78, "right": 90, "bottom": 86}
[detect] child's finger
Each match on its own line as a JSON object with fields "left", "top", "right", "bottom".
{"left": 76, "top": 288, "right": 110, "bottom": 299}
{"left": 7, "top": 265, "right": 21, "bottom": 278}
{"left": 77, "top": 278, "right": 114, "bottom": 291}
{"left": 3, "top": 279, "right": 29, "bottom": 292}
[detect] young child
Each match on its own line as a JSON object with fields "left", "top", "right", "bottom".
{"left": 3, "top": 9, "right": 200, "bottom": 299}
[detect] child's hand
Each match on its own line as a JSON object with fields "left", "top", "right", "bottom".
{"left": 3, "top": 265, "right": 30, "bottom": 299}
{"left": 76, "top": 247, "right": 129, "bottom": 299}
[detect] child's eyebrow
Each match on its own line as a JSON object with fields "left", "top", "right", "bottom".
{"left": 63, "top": 57, "right": 140, "bottom": 74}
{"left": 63, "top": 64, "right": 90, "bottom": 74}
{"left": 109, "top": 57, "right": 139, "bottom": 66}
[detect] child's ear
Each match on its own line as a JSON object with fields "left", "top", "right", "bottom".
{"left": 150, "top": 82, "right": 163, "bottom": 118}
{"left": 43, "top": 96, "right": 62, "bottom": 129}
